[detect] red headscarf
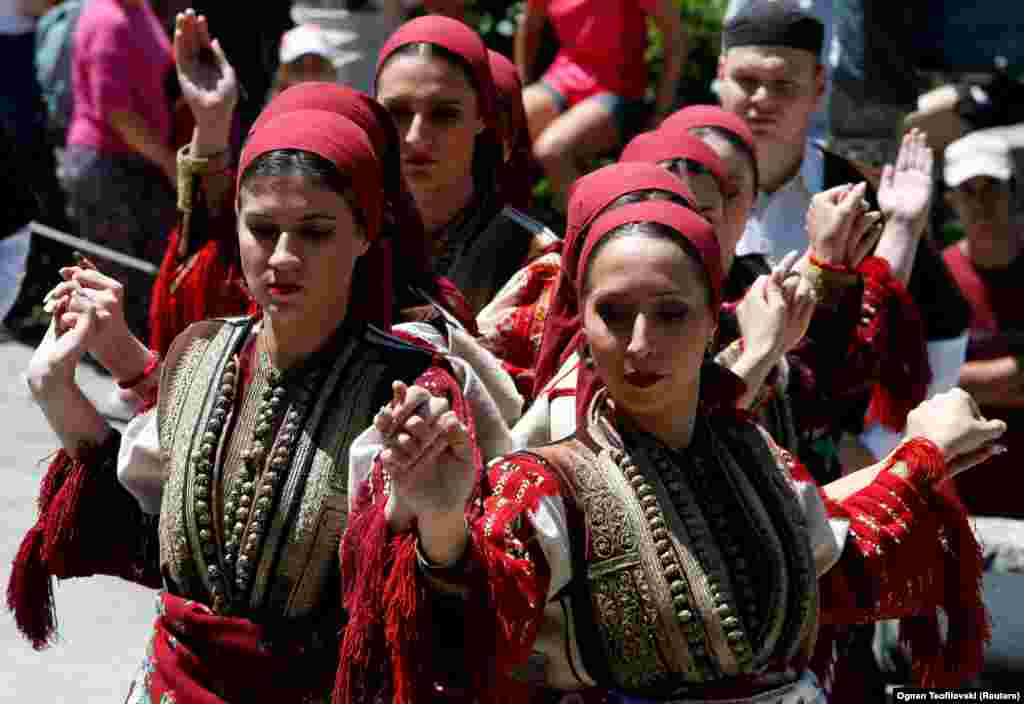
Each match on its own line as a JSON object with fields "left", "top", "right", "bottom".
{"left": 376, "top": 15, "right": 498, "bottom": 130}
{"left": 245, "top": 82, "right": 435, "bottom": 297}
{"left": 662, "top": 104, "right": 756, "bottom": 153}
{"left": 620, "top": 129, "right": 732, "bottom": 195}
{"left": 532, "top": 162, "right": 697, "bottom": 398}
{"left": 661, "top": 105, "right": 759, "bottom": 189}
{"left": 238, "top": 108, "right": 396, "bottom": 327}
{"left": 487, "top": 49, "right": 533, "bottom": 210}
{"left": 577, "top": 201, "right": 722, "bottom": 311}
{"left": 565, "top": 197, "right": 724, "bottom": 426}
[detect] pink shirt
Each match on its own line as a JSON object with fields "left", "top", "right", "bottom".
{"left": 67, "top": 0, "right": 173, "bottom": 153}
{"left": 531, "top": 0, "right": 658, "bottom": 99}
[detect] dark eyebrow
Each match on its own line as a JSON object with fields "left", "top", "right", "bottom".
{"left": 244, "top": 213, "right": 337, "bottom": 221}
{"left": 380, "top": 96, "right": 465, "bottom": 108}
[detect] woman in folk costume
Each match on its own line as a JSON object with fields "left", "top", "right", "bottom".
{"left": 7, "top": 79, "right": 507, "bottom": 703}
{"left": 657, "top": 106, "right": 938, "bottom": 487}
{"left": 346, "top": 178, "right": 1003, "bottom": 702}
{"left": 148, "top": 10, "right": 477, "bottom": 357}
{"left": 616, "top": 114, "right": 990, "bottom": 697}
{"left": 510, "top": 157, "right": 810, "bottom": 449}
{"left": 374, "top": 16, "right": 559, "bottom": 316}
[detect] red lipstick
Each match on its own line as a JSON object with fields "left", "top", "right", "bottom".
{"left": 268, "top": 283, "right": 302, "bottom": 296}
{"left": 624, "top": 371, "right": 666, "bottom": 389}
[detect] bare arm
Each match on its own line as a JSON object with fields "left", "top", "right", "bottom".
{"left": 648, "top": 0, "right": 686, "bottom": 120}
{"left": 959, "top": 356, "right": 1024, "bottom": 408}
{"left": 27, "top": 317, "right": 114, "bottom": 458}
{"left": 514, "top": 2, "right": 547, "bottom": 83}
{"left": 872, "top": 217, "right": 924, "bottom": 284}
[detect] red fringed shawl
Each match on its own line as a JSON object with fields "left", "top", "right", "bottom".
{"left": 336, "top": 363, "right": 484, "bottom": 704}
{"left": 815, "top": 439, "right": 989, "bottom": 689}
{"left": 857, "top": 256, "right": 932, "bottom": 431}
{"left": 149, "top": 222, "right": 253, "bottom": 356}
{"left": 7, "top": 431, "right": 162, "bottom": 650}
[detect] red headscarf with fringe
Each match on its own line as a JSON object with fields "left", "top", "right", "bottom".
{"left": 239, "top": 109, "right": 398, "bottom": 327}
{"left": 531, "top": 162, "right": 696, "bottom": 398}
{"left": 620, "top": 128, "right": 733, "bottom": 196}
{"left": 487, "top": 49, "right": 533, "bottom": 210}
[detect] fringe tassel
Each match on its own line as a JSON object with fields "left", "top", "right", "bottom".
{"left": 336, "top": 485, "right": 393, "bottom": 704}
{"left": 884, "top": 440, "right": 989, "bottom": 686}
{"left": 906, "top": 485, "right": 990, "bottom": 687}
{"left": 6, "top": 524, "right": 56, "bottom": 650}
{"left": 6, "top": 433, "right": 130, "bottom": 650}
{"left": 6, "top": 448, "right": 80, "bottom": 649}
{"left": 858, "top": 257, "right": 931, "bottom": 430}
{"left": 384, "top": 535, "right": 434, "bottom": 704}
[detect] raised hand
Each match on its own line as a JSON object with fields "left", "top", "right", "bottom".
{"left": 904, "top": 388, "right": 1007, "bottom": 479}
{"left": 877, "top": 128, "right": 934, "bottom": 233}
{"left": 805, "top": 182, "right": 884, "bottom": 268}
{"left": 174, "top": 9, "right": 238, "bottom": 141}
{"left": 376, "top": 381, "right": 476, "bottom": 555}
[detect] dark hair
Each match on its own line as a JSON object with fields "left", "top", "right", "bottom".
{"left": 689, "top": 126, "right": 759, "bottom": 194}
{"left": 608, "top": 188, "right": 693, "bottom": 210}
{"left": 238, "top": 149, "right": 366, "bottom": 229}
{"left": 377, "top": 42, "right": 502, "bottom": 195}
{"left": 570, "top": 189, "right": 693, "bottom": 270}
{"left": 581, "top": 221, "right": 713, "bottom": 308}
{"left": 659, "top": 158, "right": 726, "bottom": 193}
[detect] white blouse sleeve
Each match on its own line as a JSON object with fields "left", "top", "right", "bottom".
{"left": 116, "top": 407, "right": 167, "bottom": 515}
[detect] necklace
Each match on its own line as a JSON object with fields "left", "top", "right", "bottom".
{"left": 192, "top": 330, "right": 320, "bottom": 614}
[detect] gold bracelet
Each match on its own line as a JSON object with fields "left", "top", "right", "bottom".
{"left": 804, "top": 261, "right": 860, "bottom": 307}
{"left": 176, "top": 145, "right": 230, "bottom": 213}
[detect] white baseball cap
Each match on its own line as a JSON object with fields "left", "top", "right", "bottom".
{"left": 944, "top": 131, "right": 1014, "bottom": 187}
{"left": 279, "top": 24, "right": 334, "bottom": 65}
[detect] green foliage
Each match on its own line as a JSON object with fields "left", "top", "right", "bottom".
{"left": 651, "top": 0, "right": 730, "bottom": 107}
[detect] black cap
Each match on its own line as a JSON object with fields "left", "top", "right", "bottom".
{"left": 722, "top": 6, "right": 825, "bottom": 57}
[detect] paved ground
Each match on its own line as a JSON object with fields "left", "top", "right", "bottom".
{"left": 0, "top": 335, "right": 154, "bottom": 703}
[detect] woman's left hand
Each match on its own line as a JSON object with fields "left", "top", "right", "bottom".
{"left": 174, "top": 9, "right": 238, "bottom": 136}
{"left": 877, "top": 128, "right": 933, "bottom": 233}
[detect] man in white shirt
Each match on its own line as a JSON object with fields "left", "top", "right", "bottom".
{"left": 716, "top": 3, "right": 970, "bottom": 463}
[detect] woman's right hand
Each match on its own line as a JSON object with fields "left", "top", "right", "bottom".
{"left": 804, "top": 182, "right": 884, "bottom": 268}
{"left": 904, "top": 388, "right": 1007, "bottom": 479}
{"left": 174, "top": 9, "right": 238, "bottom": 140}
